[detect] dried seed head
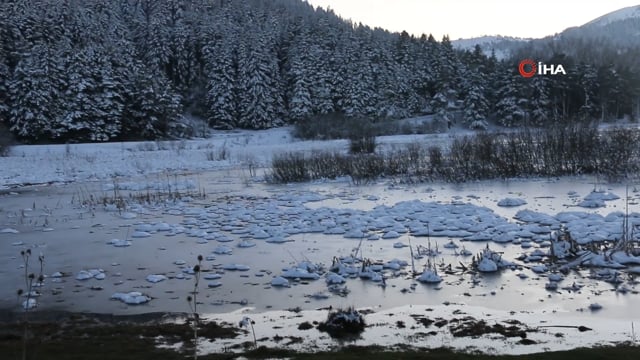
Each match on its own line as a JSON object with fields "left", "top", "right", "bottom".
{"left": 17, "top": 289, "right": 23, "bottom": 296}
{"left": 197, "top": 255, "right": 203, "bottom": 262}
{"left": 20, "top": 250, "right": 25, "bottom": 256}
{"left": 187, "top": 295, "right": 192, "bottom": 302}
{"left": 28, "top": 273, "right": 35, "bottom": 280}
{"left": 26, "top": 249, "right": 31, "bottom": 255}
{"left": 38, "top": 275, "right": 44, "bottom": 282}
{"left": 193, "top": 265, "right": 200, "bottom": 273}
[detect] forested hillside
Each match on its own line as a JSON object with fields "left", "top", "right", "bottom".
{"left": 0, "top": 0, "right": 639, "bottom": 143}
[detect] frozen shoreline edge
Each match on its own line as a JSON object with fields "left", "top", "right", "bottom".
{"left": 3, "top": 303, "right": 637, "bottom": 356}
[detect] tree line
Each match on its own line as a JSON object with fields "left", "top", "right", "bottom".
{"left": 0, "top": 0, "right": 638, "bottom": 143}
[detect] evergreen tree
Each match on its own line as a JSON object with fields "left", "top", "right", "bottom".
{"left": 334, "top": 27, "right": 377, "bottom": 118}
{"left": 286, "top": 29, "right": 315, "bottom": 122}
{"left": 527, "top": 76, "right": 552, "bottom": 126}
{"left": 0, "top": 35, "right": 8, "bottom": 125}
{"left": 460, "top": 46, "right": 490, "bottom": 129}
{"left": 122, "top": 62, "right": 182, "bottom": 139}
{"left": 203, "top": 32, "right": 238, "bottom": 129}
{"left": 577, "top": 63, "right": 599, "bottom": 121}
{"left": 462, "top": 81, "right": 490, "bottom": 129}
{"left": 495, "top": 72, "right": 525, "bottom": 127}
{"left": 8, "top": 42, "right": 66, "bottom": 141}
{"left": 236, "top": 32, "right": 284, "bottom": 129}
{"left": 597, "top": 64, "right": 622, "bottom": 120}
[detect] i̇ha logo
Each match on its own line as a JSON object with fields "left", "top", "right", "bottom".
{"left": 518, "top": 59, "right": 566, "bottom": 78}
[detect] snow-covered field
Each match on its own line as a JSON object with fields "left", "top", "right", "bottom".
{"left": 0, "top": 126, "right": 451, "bottom": 189}
{"left": 1, "top": 126, "right": 640, "bottom": 354}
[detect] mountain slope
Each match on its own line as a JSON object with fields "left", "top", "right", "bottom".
{"left": 560, "top": 5, "right": 640, "bottom": 48}
{"left": 451, "top": 35, "right": 529, "bottom": 60}
{"left": 455, "top": 5, "right": 640, "bottom": 61}
{"left": 584, "top": 5, "right": 640, "bottom": 27}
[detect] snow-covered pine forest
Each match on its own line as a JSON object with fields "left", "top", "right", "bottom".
{"left": 0, "top": 0, "right": 639, "bottom": 143}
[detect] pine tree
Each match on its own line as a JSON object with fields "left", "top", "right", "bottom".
{"left": 8, "top": 42, "right": 66, "bottom": 141}
{"left": 122, "top": 62, "right": 182, "bottom": 139}
{"left": 578, "top": 63, "right": 598, "bottom": 121}
{"left": 527, "top": 76, "right": 552, "bottom": 126}
{"left": 0, "top": 36, "right": 8, "bottom": 125}
{"left": 463, "top": 83, "right": 490, "bottom": 130}
{"left": 305, "top": 17, "right": 338, "bottom": 115}
{"left": 286, "top": 30, "right": 314, "bottom": 122}
{"left": 60, "top": 48, "right": 99, "bottom": 141}
{"left": 597, "top": 64, "right": 622, "bottom": 120}
{"left": 461, "top": 47, "right": 490, "bottom": 129}
{"left": 203, "top": 33, "right": 238, "bottom": 129}
{"left": 236, "top": 32, "right": 284, "bottom": 129}
{"left": 495, "top": 73, "right": 525, "bottom": 127}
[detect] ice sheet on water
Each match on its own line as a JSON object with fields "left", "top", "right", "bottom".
{"left": 120, "top": 212, "right": 137, "bottom": 219}
{"left": 146, "top": 274, "right": 167, "bottom": 283}
{"left": 207, "top": 281, "right": 222, "bottom": 288}
{"left": 107, "top": 238, "right": 131, "bottom": 247}
{"left": 584, "top": 190, "right": 620, "bottom": 201}
{"left": 213, "top": 245, "right": 232, "bottom": 255}
{"left": 381, "top": 230, "right": 401, "bottom": 239}
{"left": 111, "top": 291, "right": 151, "bottom": 305}
{"left": 578, "top": 199, "right": 606, "bottom": 208}
{"left": 130, "top": 231, "right": 151, "bottom": 238}
{"left": 222, "top": 263, "right": 250, "bottom": 271}
{"left": 325, "top": 272, "right": 346, "bottom": 284}
{"left": 514, "top": 210, "right": 558, "bottom": 225}
{"left": 237, "top": 240, "right": 256, "bottom": 248}
{"left": 270, "top": 276, "right": 290, "bottom": 287}
{"left": 497, "top": 198, "right": 527, "bottom": 207}
{"left": 76, "top": 269, "right": 105, "bottom": 280}
{"left": 281, "top": 267, "right": 320, "bottom": 280}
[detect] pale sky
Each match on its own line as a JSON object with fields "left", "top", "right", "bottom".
{"left": 305, "top": 0, "right": 640, "bottom": 40}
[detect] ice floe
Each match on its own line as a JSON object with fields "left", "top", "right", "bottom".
{"left": 145, "top": 274, "right": 167, "bottom": 283}
{"left": 76, "top": 269, "right": 105, "bottom": 280}
{"left": 497, "top": 198, "right": 527, "bottom": 207}
{"left": 222, "top": 263, "right": 250, "bottom": 271}
{"left": 107, "top": 238, "right": 132, "bottom": 247}
{"left": 111, "top": 291, "right": 151, "bottom": 305}
{"left": 281, "top": 267, "right": 321, "bottom": 280}
{"left": 270, "top": 276, "right": 290, "bottom": 287}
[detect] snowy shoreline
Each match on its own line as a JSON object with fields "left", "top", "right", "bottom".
{"left": 2, "top": 303, "right": 635, "bottom": 356}
{"left": 197, "top": 303, "right": 638, "bottom": 355}
{"left": 0, "top": 126, "right": 452, "bottom": 190}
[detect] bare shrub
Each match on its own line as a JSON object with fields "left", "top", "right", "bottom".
{"left": 271, "top": 124, "right": 640, "bottom": 184}
{"left": 205, "top": 141, "right": 229, "bottom": 161}
{"left": 349, "top": 134, "right": 376, "bottom": 154}
{"left": 268, "top": 152, "right": 310, "bottom": 183}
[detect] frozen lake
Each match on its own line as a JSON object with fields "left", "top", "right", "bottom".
{"left": 1, "top": 169, "right": 639, "bottom": 327}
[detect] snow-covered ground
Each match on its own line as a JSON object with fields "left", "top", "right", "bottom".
{"left": 2, "top": 125, "right": 640, "bottom": 354}
{"left": 0, "top": 126, "right": 452, "bottom": 189}
{"left": 193, "top": 304, "right": 638, "bottom": 355}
